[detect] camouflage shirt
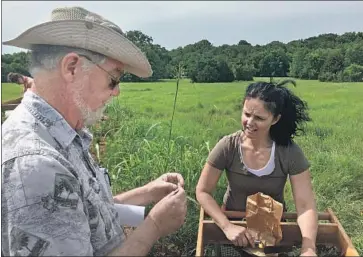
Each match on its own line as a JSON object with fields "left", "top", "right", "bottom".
{"left": 1, "top": 91, "right": 125, "bottom": 256}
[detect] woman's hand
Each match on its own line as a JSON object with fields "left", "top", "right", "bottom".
{"left": 223, "top": 223, "right": 255, "bottom": 247}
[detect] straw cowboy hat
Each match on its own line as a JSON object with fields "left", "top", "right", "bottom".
{"left": 3, "top": 6, "right": 152, "bottom": 78}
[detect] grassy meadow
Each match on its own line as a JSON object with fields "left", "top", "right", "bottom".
{"left": 2, "top": 79, "right": 363, "bottom": 255}
{"left": 1, "top": 83, "right": 23, "bottom": 102}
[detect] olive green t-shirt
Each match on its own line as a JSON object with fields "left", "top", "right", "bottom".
{"left": 207, "top": 130, "right": 310, "bottom": 212}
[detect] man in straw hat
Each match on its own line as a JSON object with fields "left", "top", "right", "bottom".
{"left": 2, "top": 6, "right": 187, "bottom": 256}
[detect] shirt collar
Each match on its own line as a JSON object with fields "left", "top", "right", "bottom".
{"left": 22, "top": 91, "right": 93, "bottom": 150}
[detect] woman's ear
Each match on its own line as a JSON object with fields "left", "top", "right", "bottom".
{"left": 272, "top": 114, "right": 281, "bottom": 125}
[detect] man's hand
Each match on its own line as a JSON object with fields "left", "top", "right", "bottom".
{"left": 158, "top": 172, "right": 184, "bottom": 187}
{"left": 110, "top": 184, "right": 187, "bottom": 256}
{"left": 146, "top": 183, "right": 187, "bottom": 238}
{"left": 146, "top": 172, "right": 185, "bottom": 203}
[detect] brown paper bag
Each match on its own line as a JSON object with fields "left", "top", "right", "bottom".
{"left": 245, "top": 192, "right": 283, "bottom": 247}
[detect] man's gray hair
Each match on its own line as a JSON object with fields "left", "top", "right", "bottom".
{"left": 28, "top": 45, "right": 107, "bottom": 76}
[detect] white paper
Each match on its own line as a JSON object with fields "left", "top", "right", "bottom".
{"left": 114, "top": 203, "right": 145, "bottom": 227}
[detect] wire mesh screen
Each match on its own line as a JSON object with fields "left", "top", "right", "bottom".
{"left": 219, "top": 244, "right": 257, "bottom": 257}
{"left": 204, "top": 244, "right": 260, "bottom": 257}
{"left": 204, "top": 243, "right": 342, "bottom": 257}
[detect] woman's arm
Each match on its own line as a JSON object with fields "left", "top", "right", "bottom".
{"left": 290, "top": 169, "right": 318, "bottom": 256}
{"left": 196, "top": 163, "right": 231, "bottom": 230}
{"left": 196, "top": 163, "right": 254, "bottom": 247}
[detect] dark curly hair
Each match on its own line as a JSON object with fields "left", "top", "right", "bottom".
{"left": 243, "top": 79, "right": 311, "bottom": 146}
{"left": 7, "top": 72, "right": 24, "bottom": 84}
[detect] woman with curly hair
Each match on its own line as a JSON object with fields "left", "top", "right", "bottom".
{"left": 196, "top": 80, "right": 318, "bottom": 256}
{"left": 7, "top": 72, "right": 33, "bottom": 93}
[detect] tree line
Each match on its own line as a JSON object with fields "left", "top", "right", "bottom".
{"left": 2, "top": 31, "right": 363, "bottom": 83}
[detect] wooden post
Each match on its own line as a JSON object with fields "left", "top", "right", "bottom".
{"left": 1, "top": 104, "right": 19, "bottom": 111}
{"left": 196, "top": 207, "right": 205, "bottom": 257}
{"left": 1, "top": 97, "right": 23, "bottom": 113}
{"left": 1, "top": 97, "right": 23, "bottom": 105}
{"left": 327, "top": 208, "right": 359, "bottom": 256}
{"left": 216, "top": 210, "right": 331, "bottom": 221}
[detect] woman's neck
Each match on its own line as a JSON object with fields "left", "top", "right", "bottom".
{"left": 241, "top": 132, "right": 273, "bottom": 150}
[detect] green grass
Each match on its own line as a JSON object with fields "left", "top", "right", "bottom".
{"left": 2, "top": 79, "right": 363, "bottom": 255}
{"left": 1, "top": 83, "right": 23, "bottom": 102}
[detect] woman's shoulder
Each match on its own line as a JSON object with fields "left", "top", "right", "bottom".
{"left": 217, "top": 130, "right": 243, "bottom": 147}
{"left": 275, "top": 140, "right": 310, "bottom": 175}
{"left": 207, "top": 130, "right": 242, "bottom": 170}
{"left": 275, "top": 140, "right": 305, "bottom": 156}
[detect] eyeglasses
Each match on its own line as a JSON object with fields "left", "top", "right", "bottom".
{"left": 78, "top": 54, "right": 123, "bottom": 90}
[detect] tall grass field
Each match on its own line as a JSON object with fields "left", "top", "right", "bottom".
{"left": 1, "top": 83, "right": 23, "bottom": 102}
{"left": 2, "top": 79, "right": 363, "bottom": 255}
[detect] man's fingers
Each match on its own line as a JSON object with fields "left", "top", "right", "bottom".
{"left": 177, "top": 181, "right": 184, "bottom": 190}
{"left": 163, "top": 172, "right": 185, "bottom": 187}
{"left": 167, "top": 187, "right": 179, "bottom": 197}
{"left": 167, "top": 173, "right": 180, "bottom": 184}
{"left": 175, "top": 173, "right": 184, "bottom": 187}
{"left": 170, "top": 185, "right": 186, "bottom": 201}
{"left": 165, "top": 182, "right": 178, "bottom": 192}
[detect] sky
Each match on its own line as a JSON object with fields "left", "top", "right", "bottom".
{"left": 2, "top": 1, "right": 363, "bottom": 54}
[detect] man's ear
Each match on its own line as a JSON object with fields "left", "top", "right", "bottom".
{"left": 272, "top": 114, "right": 281, "bottom": 125}
{"left": 60, "top": 53, "right": 81, "bottom": 82}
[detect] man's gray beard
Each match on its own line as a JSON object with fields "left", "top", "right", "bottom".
{"left": 73, "top": 90, "right": 110, "bottom": 127}
{"left": 82, "top": 104, "right": 107, "bottom": 127}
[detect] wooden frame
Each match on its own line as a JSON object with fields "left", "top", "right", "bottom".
{"left": 1, "top": 97, "right": 22, "bottom": 111}
{"left": 196, "top": 207, "right": 359, "bottom": 257}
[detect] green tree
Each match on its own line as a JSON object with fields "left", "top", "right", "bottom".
{"left": 2, "top": 31, "right": 363, "bottom": 83}
{"left": 304, "top": 49, "right": 327, "bottom": 79}
{"left": 342, "top": 64, "right": 363, "bottom": 82}
{"left": 125, "top": 30, "right": 153, "bottom": 48}
{"left": 233, "top": 63, "right": 255, "bottom": 81}
{"left": 345, "top": 44, "right": 363, "bottom": 66}
{"left": 320, "top": 49, "right": 345, "bottom": 75}
{"left": 259, "top": 49, "right": 290, "bottom": 77}
{"left": 290, "top": 48, "right": 309, "bottom": 78}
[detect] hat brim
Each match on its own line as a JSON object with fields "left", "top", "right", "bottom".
{"left": 3, "top": 20, "right": 153, "bottom": 78}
